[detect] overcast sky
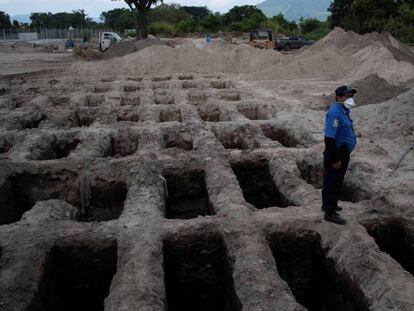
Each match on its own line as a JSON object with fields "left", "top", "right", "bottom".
{"left": 1, "top": 0, "right": 262, "bottom": 17}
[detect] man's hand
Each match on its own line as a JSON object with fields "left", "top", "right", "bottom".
{"left": 332, "top": 161, "right": 342, "bottom": 170}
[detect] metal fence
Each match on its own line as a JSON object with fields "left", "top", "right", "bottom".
{"left": 0, "top": 28, "right": 114, "bottom": 41}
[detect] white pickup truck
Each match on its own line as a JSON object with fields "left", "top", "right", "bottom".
{"left": 99, "top": 32, "right": 122, "bottom": 52}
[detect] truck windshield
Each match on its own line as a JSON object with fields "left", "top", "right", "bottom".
{"left": 112, "top": 33, "right": 122, "bottom": 41}
{"left": 258, "top": 31, "right": 269, "bottom": 39}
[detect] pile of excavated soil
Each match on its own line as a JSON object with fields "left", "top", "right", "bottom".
{"left": 249, "top": 28, "right": 414, "bottom": 83}
{"left": 101, "top": 39, "right": 173, "bottom": 60}
{"left": 71, "top": 40, "right": 280, "bottom": 77}
{"left": 70, "top": 28, "right": 414, "bottom": 86}
{"left": 353, "top": 88, "right": 414, "bottom": 145}
{"left": 74, "top": 28, "right": 414, "bottom": 85}
{"left": 353, "top": 74, "right": 409, "bottom": 106}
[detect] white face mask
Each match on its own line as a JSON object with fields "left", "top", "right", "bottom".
{"left": 344, "top": 98, "right": 356, "bottom": 109}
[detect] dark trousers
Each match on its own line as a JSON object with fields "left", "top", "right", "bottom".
{"left": 322, "top": 152, "right": 350, "bottom": 213}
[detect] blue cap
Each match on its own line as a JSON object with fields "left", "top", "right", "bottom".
{"left": 335, "top": 85, "right": 357, "bottom": 97}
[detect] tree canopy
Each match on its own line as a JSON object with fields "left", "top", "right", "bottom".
{"left": 111, "top": 0, "right": 163, "bottom": 39}
{"left": 30, "top": 10, "right": 94, "bottom": 29}
{"left": 101, "top": 8, "right": 134, "bottom": 31}
{"left": 0, "top": 11, "right": 12, "bottom": 29}
{"left": 329, "top": 0, "right": 414, "bottom": 42}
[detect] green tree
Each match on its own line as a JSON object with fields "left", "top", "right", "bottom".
{"left": 181, "top": 6, "right": 210, "bottom": 22}
{"left": 30, "top": 13, "right": 54, "bottom": 29}
{"left": 244, "top": 12, "right": 267, "bottom": 31}
{"left": 111, "top": 0, "right": 163, "bottom": 39}
{"left": 148, "top": 4, "right": 189, "bottom": 24}
{"left": 12, "top": 20, "right": 20, "bottom": 29}
{"left": 222, "top": 5, "right": 266, "bottom": 27}
{"left": 101, "top": 8, "right": 134, "bottom": 31}
{"left": 328, "top": 0, "right": 354, "bottom": 29}
{"left": 270, "top": 13, "right": 299, "bottom": 33}
{"left": 328, "top": 0, "right": 414, "bottom": 43}
{"left": 30, "top": 11, "right": 94, "bottom": 29}
{"left": 200, "top": 13, "right": 222, "bottom": 32}
{"left": 0, "top": 11, "right": 12, "bottom": 29}
{"left": 299, "top": 18, "right": 324, "bottom": 33}
{"left": 176, "top": 17, "right": 197, "bottom": 34}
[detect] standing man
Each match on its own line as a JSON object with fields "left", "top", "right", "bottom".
{"left": 322, "top": 85, "right": 357, "bottom": 224}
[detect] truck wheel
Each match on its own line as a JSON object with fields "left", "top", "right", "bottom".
{"left": 285, "top": 44, "right": 292, "bottom": 51}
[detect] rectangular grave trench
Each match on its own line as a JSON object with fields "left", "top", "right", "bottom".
{"left": 363, "top": 218, "right": 414, "bottom": 276}
{"left": 188, "top": 92, "right": 207, "bottom": 105}
{"left": 0, "top": 173, "right": 127, "bottom": 224}
{"left": 182, "top": 81, "right": 198, "bottom": 89}
{"left": 297, "top": 159, "right": 372, "bottom": 203}
{"left": 237, "top": 105, "right": 268, "bottom": 120}
{"left": 79, "top": 179, "right": 128, "bottom": 222}
{"left": 28, "top": 243, "right": 117, "bottom": 311}
{"left": 154, "top": 93, "right": 175, "bottom": 105}
{"left": 198, "top": 105, "right": 228, "bottom": 122}
{"left": 231, "top": 160, "right": 292, "bottom": 208}
{"left": 20, "top": 114, "right": 48, "bottom": 130}
{"left": 163, "top": 233, "right": 241, "bottom": 311}
{"left": 260, "top": 125, "right": 299, "bottom": 148}
{"left": 72, "top": 109, "right": 96, "bottom": 127}
{"left": 164, "top": 132, "right": 193, "bottom": 151}
{"left": 269, "top": 230, "right": 369, "bottom": 311}
{"left": 0, "top": 137, "right": 13, "bottom": 153}
{"left": 120, "top": 95, "right": 140, "bottom": 106}
{"left": 30, "top": 136, "right": 80, "bottom": 160}
{"left": 297, "top": 160, "right": 324, "bottom": 189}
{"left": 215, "top": 131, "right": 249, "bottom": 150}
{"left": 164, "top": 170, "right": 213, "bottom": 219}
{"left": 211, "top": 80, "right": 231, "bottom": 89}
{"left": 104, "top": 133, "right": 139, "bottom": 158}
{"left": 160, "top": 109, "right": 182, "bottom": 123}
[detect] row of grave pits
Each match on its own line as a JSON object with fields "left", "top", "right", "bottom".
{"left": 0, "top": 154, "right": 372, "bottom": 225}
{"left": 23, "top": 219, "right": 414, "bottom": 311}
{"left": 1, "top": 123, "right": 304, "bottom": 159}
{"left": 1, "top": 129, "right": 196, "bottom": 160}
{"left": 0, "top": 105, "right": 253, "bottom": 129}
{"left": 77, "top": 79, "right": 235, "bottom": 99}
{"left": 0, "top": 88, "right": 243, "bottom": 116}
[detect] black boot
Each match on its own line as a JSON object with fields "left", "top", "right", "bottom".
{"left": 324, "top": 211, "right": 346, "bottom": 225}
{"left": 322, "top": 205, "right": 342, "bottom": 212}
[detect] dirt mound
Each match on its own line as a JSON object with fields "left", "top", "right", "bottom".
{"left": 353, "top": 74, "right": 409, "bottom": 106}
{"left": 101, "top": 39, "right": 173, "bottom": 60}
{"left": 306, "top": 27, "right": 414, "bottom": 64}
{"left": 248, "top": 28, "right": 414, "bottom": 83}
{"left": 71, "top": 29, "right": 414, "bottom": 85}
{"left": 353, "top": 87, "right": 414, "bottom": 144}
{"left": 71, "top": 40, "right": 280, "bottom": 77}
{"left": 73, "top": 47, "right": 102, "bottom": 61}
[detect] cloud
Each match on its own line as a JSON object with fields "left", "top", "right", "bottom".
{"left": 1, "top": 0, "right": 263, "bottom": 16}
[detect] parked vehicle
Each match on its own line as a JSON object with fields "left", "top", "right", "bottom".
{"left": 274, "top": 36, "right": 314, "bottom": 51}
{"left": 99, "top": 32, "right": 122, "bottom": 52}
{"left": 250, "top": 30, "right": 273, "bottom": 49}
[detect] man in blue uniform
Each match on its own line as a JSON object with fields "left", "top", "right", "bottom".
{"left": 322, "top": 85, "right": 357, "bottom": 224}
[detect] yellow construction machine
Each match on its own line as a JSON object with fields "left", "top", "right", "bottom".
{"left": 249, "top": 30, "right": 273, "bottom": 49}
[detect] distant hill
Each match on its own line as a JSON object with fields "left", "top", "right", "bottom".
{"left": 256, "top": 0, "right": 332, "bottom": 21}
{"left": 12, "top": 15, "right": 31, "bottom": 24}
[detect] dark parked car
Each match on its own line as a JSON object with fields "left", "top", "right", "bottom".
{"left": 274, "top": 36, "right": 314, "bottom": 51}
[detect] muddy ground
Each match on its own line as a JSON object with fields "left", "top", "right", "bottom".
{"left": 0, "top": 28, "right": 413, "bottom": 311}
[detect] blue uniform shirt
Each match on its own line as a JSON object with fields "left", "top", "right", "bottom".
{"left": 324, "top": 102, "right": 357, "bottom": 153}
